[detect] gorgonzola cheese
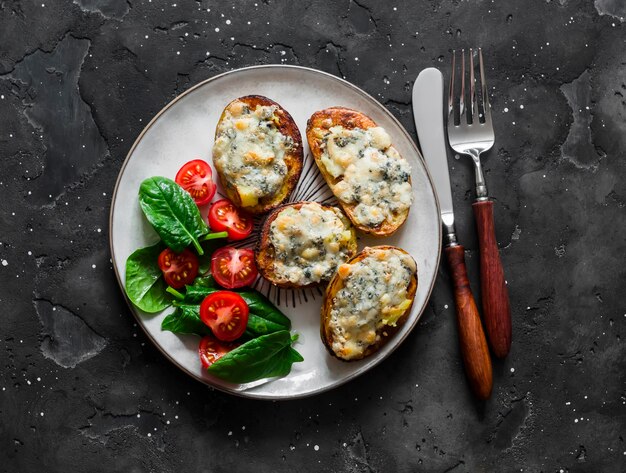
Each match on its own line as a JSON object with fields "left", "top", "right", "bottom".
{"left": 269, "top": 203, "right": 355, "bottom": 286}
{"left": 321, "top": 126, "right": 412, "bottom": 228}
{"left": 328, "top": 247, "right": 416, "bottom": 360}
{"left": 213, "top": 101, "right": 293, "bottom": 207}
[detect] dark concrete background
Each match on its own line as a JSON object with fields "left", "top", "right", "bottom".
{"left": 1, "top": 0, "right": 625, "bottom": 472}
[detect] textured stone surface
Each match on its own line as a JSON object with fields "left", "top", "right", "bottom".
{"left": 1, "top": 1, "right": 625, "bottom": 472}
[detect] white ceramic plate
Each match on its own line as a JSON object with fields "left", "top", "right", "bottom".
{"left": 109, "top": 65, "right": 441, "bottom": 399}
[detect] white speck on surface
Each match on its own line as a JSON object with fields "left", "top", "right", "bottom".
{"left": 215, "top": 27, "right": 220, "bottom": 32}
{"left": 511, "top": 225, "right": 521, "bottom": 241}
{"left": 444, "top": 304, "right": 448, "bottom": 309}
{"left": 1, "top": 260, "right": 7, "bottom": 266}
{"left": 504, "top": 107, "right": 509, "bottom": 112}
{"left": 314, "top": 445, "right": 319, "bottom": 451}
{"left": 226, "top": 19, "right": 231, "bottom": 24}
{"left": 40, "top": 412, "right": 44, "bottom": 416}
{"left": 92, "top": 264, "right": 96, "bottom": 269}
{"left": 510, "top": 367, "right": 515, "bottom": 373}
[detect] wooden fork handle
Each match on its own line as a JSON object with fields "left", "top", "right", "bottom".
{"left": 445, "top": 245, "right": 493, "bottom": 400}
{"left": 473, "top": 200, "right": 512, "bottom": 358}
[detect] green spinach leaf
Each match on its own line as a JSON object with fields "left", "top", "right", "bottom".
{"left": 183, "top": 276, "right": 217, "bottom": 303}
{"left": 241, "top": 291, "right": 291, "bottom": 329}
{"left": 207, "top": 330, "right": 303, "bottom": 383}
{"left": 139, "top": 176, "right": 209, "bottom": 254}
{"left": 165, "top": 296, "right": 288, "bottom": 337}
{"left": 161, "top": 305, "right": 211, "bottom": 335}
{"left": 246, "top": 313, "right": 290, "bottom": 337}
{"left": 177, "top": 284, "right": 291, "bottom": 330}
{"left": 197, "top": 240, "right": 225, "bottom": 275}
{"left": 125, "top": 242, "right": 172, "bottom": 313}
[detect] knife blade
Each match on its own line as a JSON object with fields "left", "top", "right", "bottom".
{"left": 412, "top": 67, "right": 493, "bottom": 400}
{"left": 412, "top": 68, "right": 457, "bottom": 244}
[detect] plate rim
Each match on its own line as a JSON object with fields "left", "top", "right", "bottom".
{"left": 108, "top": 64, "right": 442, "bottom": 400}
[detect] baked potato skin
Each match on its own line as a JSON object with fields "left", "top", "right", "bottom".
{"left": 214, "top": 95, "right": 303, "bottom": 214}
{"left": 320, "top": 245, "right": 418, "bottom": 361}
{"left": 255, "top": 201, "right": 358, "bottom": 289}
{"left": 306, "top": 107, "right": 410, "bottom": 236}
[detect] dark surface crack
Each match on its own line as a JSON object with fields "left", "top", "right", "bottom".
{"left": 351, "top": 0, "right": 379, "bottom": 29}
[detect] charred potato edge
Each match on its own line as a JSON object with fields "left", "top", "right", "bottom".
{"left": 306, "top": 107, "right": 411, "bottom": 236}
{"left": 320, "top": 245, "right": 418, "bottom": 361}
{"left": 255, "top": 201, "right": 358, "bottom": 289}
{"left": 214, "top": 95, "right": 303, "bottom": 214}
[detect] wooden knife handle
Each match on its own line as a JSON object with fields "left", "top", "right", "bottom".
{"left": 473, "top": 200, "right": 512, "bottom": 358}
{"left": 445, "top": 245, "right": 493, "bottom": 400}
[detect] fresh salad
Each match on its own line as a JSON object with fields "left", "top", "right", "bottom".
{"left": 124, "top": 159, "right": 303, "bottom": 384}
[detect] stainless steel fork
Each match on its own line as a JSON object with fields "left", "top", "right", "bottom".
{"left": 447, "top": 48, "right": 512, "bottom": 359}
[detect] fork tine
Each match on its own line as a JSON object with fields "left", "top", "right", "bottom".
{"left": 448, "top": 50, "right": 456, "bottom": 126}
{"left": 470, "top": 48, "right": 478, "bottom": 124}
{"left": 459, "top": 49, "right": 466, "bottom": 124}
{"left": 479, "top": 48, "right": 491, "bottom": 124}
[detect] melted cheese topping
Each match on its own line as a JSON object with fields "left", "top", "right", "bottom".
{"left": 213, "top": 101, "right": 294, "bottom": 207}
{"left": 321, "top": 126, "right": 412, "bottom": 228}
{"left": 269, "top": 203, "right": 355, "bottom": 286}
{"left": 328, "top": 248, "right": 416, "bottom": 360}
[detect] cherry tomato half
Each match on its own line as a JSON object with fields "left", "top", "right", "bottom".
{"left": 208, "top": 199, "right": 253, "bottom": 240}
{"left": 200, "top": 291, "right": 249, "bottom": 342}
{"left": 198, "top": 334, "right": 238, "bottom": 368}
{"left": 175, "top": 159, "right": 217, "bottom": 206}
{"left": 211, "top": 247, "right": 258, "bottom": 289}
{"left": 157, "top": 248, "right": 199, "bottom": 289}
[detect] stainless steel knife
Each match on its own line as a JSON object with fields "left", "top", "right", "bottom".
{"left": 412, "top": 68, "right": 493, "bottom": 400}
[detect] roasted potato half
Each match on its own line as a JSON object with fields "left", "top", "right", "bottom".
{"left": 256, "top": 201, "right": 357, "bottom": 288}
{"left": 306, "top": 107, "right": 413, "bottom": 236}
{"left": 213, "top": 95, "right": 303, "bottom": 214}
{"left": 321, "top": 245, "right": 418, "bottom": 361}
